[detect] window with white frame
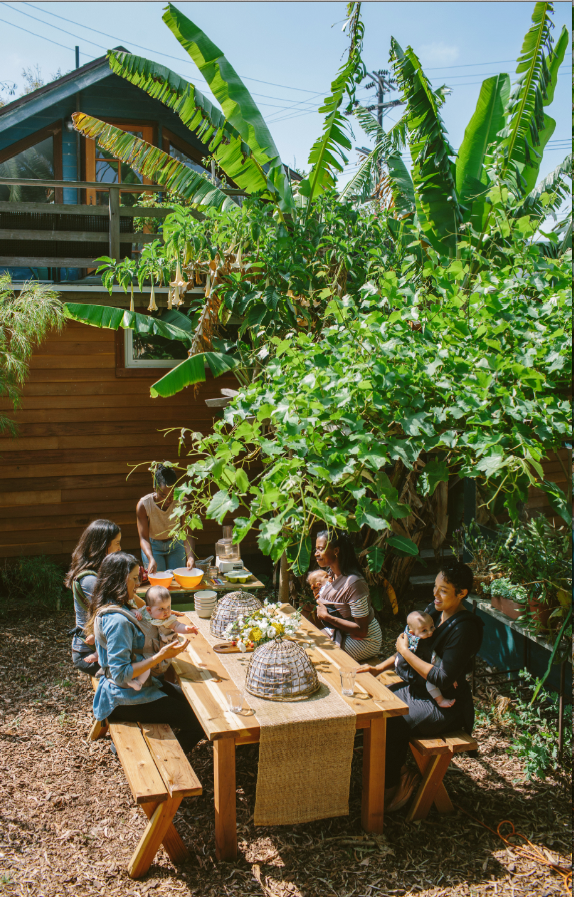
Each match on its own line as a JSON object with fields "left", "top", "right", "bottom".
{"left": 124, "top": 327, "right": 188, "bottom": 368}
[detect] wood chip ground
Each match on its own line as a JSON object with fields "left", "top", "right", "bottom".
{"left": 0, "top": 606, "right": 570, "bottom": 897}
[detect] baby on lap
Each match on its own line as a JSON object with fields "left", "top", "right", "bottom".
{"left": 372, "top": 610, "right": 455, "bottom": 708}
{"left": 127, "top": 585, "right": 197, "bottom": 691}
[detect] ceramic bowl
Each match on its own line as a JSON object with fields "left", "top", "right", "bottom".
{"left": 148, "top": 572, "right": 174, "bottom": 588}
{"left": 172, "top": 567, "right": 204, "bottom": 589}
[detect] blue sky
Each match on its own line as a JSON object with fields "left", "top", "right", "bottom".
{"left": 0, "top": 1, "right": 571, "bottom": 188}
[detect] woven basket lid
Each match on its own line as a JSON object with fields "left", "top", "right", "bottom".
{"left": 209, "top": 590, "right": 263, "bottom": 639}
{"left": 245, "top": 638, "right": 320, "bottom": 702}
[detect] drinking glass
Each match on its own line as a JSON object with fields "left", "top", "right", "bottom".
{"left": 226, "top": 690, "right": 244, "bottom": 713}
{"left": 339, "top": 670, "right": 356, "bottom": 697}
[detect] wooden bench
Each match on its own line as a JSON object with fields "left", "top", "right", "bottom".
{"left": 89, "top": 679, "right": 201, "bottom": 878}
{"left": 378, "top": 671, "right": 478, "bottom": 822}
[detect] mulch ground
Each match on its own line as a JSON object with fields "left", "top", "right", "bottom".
{"left": 0, "top": 605, "right": 570, "bottom": 897}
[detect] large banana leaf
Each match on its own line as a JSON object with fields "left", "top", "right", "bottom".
{"left": 516, "top": 152, "right": 573, "bottom": 218}
{"left": 107, "top": 51, "right": 271, "bottom": 198}
{"left": 63, "top": 303, "right": 193, "bottom": 345}
{"left": 150, "top": 351, "right": 239, "bottom": 398}
{"left": 503, "top": 4, "right": 567, "bottom": 191}
{"left": 386, "top": 153, "right": 416, "bottom": 216}
{"left": 72, "top": 113, "right": 238, "bottom": 213}
{"left": 163, "top": 4, "right": 294, "bottom": 214}
{"left": 455, "top": 74, "right": 510, "bottom": 230}
{"left": 390, "top": 38, "right": 461, "bottom": 255}
{"left": 299, "top": 58, "right": 356, "bottom": 203}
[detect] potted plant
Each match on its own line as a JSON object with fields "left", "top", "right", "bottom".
{"left": 487, "top": 577, "right": 528, "bottom": 621}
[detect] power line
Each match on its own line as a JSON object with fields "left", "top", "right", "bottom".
{"left": 0, "top": 13, "right": 93, "bottom": 55}
{"left": 22, "top": 1, "right": 327, "bottom": 96}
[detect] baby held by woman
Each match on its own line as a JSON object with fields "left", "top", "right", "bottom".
{"left": 379, "top": 610, "right": 456, "bottom": 708}
{"left": 127, "top": 585, "right": 197, "bottom": 691}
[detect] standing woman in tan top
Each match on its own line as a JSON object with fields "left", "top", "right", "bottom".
{"left": 137, "top": 464, "right": 196, "bottom": 574}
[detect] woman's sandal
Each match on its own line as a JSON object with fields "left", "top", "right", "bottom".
{"left": 385, "top": 768, "right": 420, "bottom": 813}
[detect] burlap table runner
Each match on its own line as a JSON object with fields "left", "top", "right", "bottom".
{"left": 187, "top": 612, "right": 356, "bottom": 826}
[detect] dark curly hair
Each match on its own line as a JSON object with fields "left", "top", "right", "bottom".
{"left": 316, "top": 529, "right": 363, "bottom": 578}
{"left": 438, "top": 561, "right": 473, "bottom": 596}
{"left": 65, "top": 519, "right": 121, "bottom": 589}
{"left": 154, "top": 463, "right": 178, "bottom": 489}
{"left": 85, "top": 552, "right": 139, "bottom": 635}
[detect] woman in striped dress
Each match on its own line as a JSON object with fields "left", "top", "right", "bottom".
{"left": 314, "top": 530, "right": 382, "bottom": 662}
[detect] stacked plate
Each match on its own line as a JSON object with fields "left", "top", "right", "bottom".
{"left": 194, "top": 590, "right": 218, "bottom": 619}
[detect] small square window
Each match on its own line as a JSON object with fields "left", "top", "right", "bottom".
{"left": 124, "top": 328, "right": 188, "bottom": 368}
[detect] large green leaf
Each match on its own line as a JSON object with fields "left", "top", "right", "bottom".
{"left": 72, "top": 113, "right": 238, "bottom": 212}
{"left": 386, "top": 152, "right": 416, "bottom": 216}
{"left": 299, "top": 59, "right": 356, "bottom": 203}
{"left": 455, "top": 74, "right": 510, "bottom": 229}
{"left": 162, "top": 3, "right": 293, "bottom": 214}
{"left": 107, "top": 51, "right": 272, "bottom": 199}
{"left": 502, "top": 5, "right": 566, "bottom": 189}
{"left": 516, "top": 152, "right": 572, "bottom": 218}
{"left": 390, "top": 38, "right": 462, "bottom": 255}
{"left": 63, "top": 302, "right": 192, "bottom": 345}
{"left": 150, "top": 351, "right": 239, "bottom": 398}
{"left": 299, "top": 4, "right": 364, "bottom": 204}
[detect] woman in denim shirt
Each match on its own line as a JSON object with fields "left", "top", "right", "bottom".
{"left": 65, "top": 519, "right": 122, "bottom": 676}
{"left": 87, "top": 552, "right": 203, "bottom": 752}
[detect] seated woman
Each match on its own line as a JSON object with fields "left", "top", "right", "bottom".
{"left": 314, "top": 530, "right": 382, "bottom": 662}
{"left": 137, "top": 463, "right": 196, "bottom": 575}
{"left": 86, "top": 551, "right": 204, "bottom": 752}
{"left": 357, "top": 561, "right": 483, "bottom": 812}
{"left": 65, "top": 519, "right": 122, "bottom": 676}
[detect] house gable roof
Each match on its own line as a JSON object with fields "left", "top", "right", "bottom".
{"left": 0, "top": 49, "right": 127, "bottom": 132}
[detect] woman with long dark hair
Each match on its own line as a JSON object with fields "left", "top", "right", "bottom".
{"left": 65, "top": 519, "right": 122, "bottom": 675}
{"left": 313, "top": 529, "right": 382, "bottom": 662}
{"left": 86, "top": 552, "right": 203, "bottom": 751}
{"left": 137, "top": 463, "right": 196, "bottom": 575}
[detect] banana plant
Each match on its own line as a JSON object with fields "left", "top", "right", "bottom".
{"left": 348, "top": 2, "right": 568, "bottom": 257}
{"left": 67, "top": 2, "right": 367, "bottom": 394}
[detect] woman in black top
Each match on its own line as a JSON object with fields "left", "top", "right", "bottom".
{"left": 357, "top": 561, "right": 482, "bottom": 812}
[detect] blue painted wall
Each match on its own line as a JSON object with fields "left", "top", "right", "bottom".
{"left": 463, "top": 598, "right": 571, "bottom": 694}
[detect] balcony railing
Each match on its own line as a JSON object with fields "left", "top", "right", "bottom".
{"left": 0, "top": 178, "right": 182, "bottom": 270}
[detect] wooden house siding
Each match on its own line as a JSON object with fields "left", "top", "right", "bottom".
{"left": 525, "top": 448, "right": 572, "bottom": 522}
{"left": 0, "top": 316, "right": 240, "bottom": 564}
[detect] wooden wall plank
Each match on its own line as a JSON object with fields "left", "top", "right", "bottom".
{"left": 0, "top": 490, "right": 61, "bottom": 508}
{"left": 0, "top": 316, "right": 240, "bottom": 562}
{"left": 0, "top": 434, "right": 181, "bottom": 452}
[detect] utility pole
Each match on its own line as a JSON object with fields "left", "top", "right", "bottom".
{"left": 364, "top": 69, "right": 402, "bottom": 132}
{"left": 75, "top": 46, "right": 80, "bottom": 69}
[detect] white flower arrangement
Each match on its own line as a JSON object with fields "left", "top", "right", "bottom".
{"left": 223, "top": 601, "right": 301, "bottom": 651}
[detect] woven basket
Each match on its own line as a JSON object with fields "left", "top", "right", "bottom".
{"left": 210, "top": 590, "right": 263, "bottom": 640}
{"left": 245, "top": 638, "right": 320, "bottom": 701}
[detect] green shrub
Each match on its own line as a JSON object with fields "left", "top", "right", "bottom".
{"left": 0, "top": 555, "right": 67, "bottom": 610}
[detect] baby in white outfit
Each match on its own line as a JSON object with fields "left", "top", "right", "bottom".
{"left": 127, "top": 585, "right": 197, "bottom": 691}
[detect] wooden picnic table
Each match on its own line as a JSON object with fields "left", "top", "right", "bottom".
{"left": 171, "top": 605, "right": 408, "bottom": 861}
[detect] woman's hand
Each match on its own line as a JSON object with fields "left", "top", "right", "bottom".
{"left": 156, "top": 638, "right": 189, "bottom": 661}
{"left": 186, "top": 556, "right": 195, "bottom": 570}
{"left": 147, "top": 557, "right": 158, "bottom": 575}
{"left": 84, "top": 633, "right": 95, "bottom": 646}
{"left": 316, "top": 602, "right": 330, "bottom": 622}
{"left": 396, "top": 632, "right": 409, "bottom": 657}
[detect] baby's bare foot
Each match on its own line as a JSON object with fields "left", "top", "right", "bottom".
{"left": 438, "top": 697, "right": 456, "bottom": 708}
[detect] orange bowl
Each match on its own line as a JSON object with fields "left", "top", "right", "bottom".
{"left": 172, "top": 567, "right": 204, "bottom": 589}
{"left": 148, "top": 573, "right": 173, "bottom": 588}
